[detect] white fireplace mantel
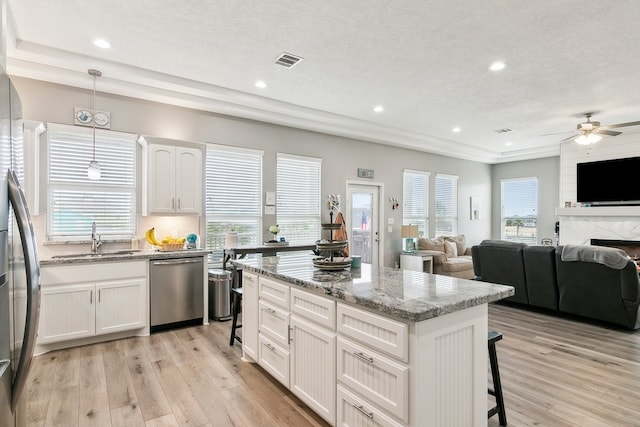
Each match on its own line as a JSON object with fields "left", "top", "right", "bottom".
{"left": 556, "top": 207, "right": 640, "bottom": 217}
{"left": 556, "top": 207, "right": 640, "bottom": 245}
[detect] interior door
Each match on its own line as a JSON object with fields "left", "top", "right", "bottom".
{"left": 347, "top": 183, "right": 381, "bottom": 266}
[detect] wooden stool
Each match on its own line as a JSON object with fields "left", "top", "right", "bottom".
{"left": 488, "top": 330, "right": 507, "bottom": 426}
{"left": 229, "top": 288, "right": 243, "bottom": 346}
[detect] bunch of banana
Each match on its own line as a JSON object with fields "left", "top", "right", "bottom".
{"left": 161, "top": 236, "right": 186, "bottom": 245}
{"left": 145, "top": 227, "right": 161, "bottom": 246}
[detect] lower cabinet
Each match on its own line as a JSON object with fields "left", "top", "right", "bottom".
{"left": 337, "top": 385, "right": 404, "bottom": 427}
{"left": 290, "top": 315, "right": 336, "bottom": 423}
{"left": 242, "top": 271, "right": 259, "bottom": 360}
{"left": 242, "top": 272, "right": 408, "bottom": 426}
{"left": 38, "top": 262, "right": 147, "bottom": 345}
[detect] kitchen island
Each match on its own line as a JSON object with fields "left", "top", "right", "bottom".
{"left": 232, "top": 253, "right": 514, "bottom": 427}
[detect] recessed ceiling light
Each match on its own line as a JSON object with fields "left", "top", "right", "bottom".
{"left": 489, "top": 61, "right": 506, "bottom": 71}
{"left": 505, "top": 142, "right": 513, "bottom": 146}
{"left": 254, "top": 80, "right": 267, "bottom": 89}
{"left": 452, "top": 127, "right": 461, "bottom": 133}
{"left": 93, "top": 39, "right": 111, "bottom": 49}
{"left": 373, "top": 105, "right": 384, "bottom": 113}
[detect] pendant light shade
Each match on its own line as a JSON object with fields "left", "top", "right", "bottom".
{"left": 88, "top": 68, "right": 102, "bottom": 180}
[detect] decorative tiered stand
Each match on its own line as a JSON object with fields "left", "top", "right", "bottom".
{"left": 313, "top": 211, "right": 351, "bottom": 270}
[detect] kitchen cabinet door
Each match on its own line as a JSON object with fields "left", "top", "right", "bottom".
{"left": 175, "top": 146, "right": 202, "bottom": 214}
{"left": 38, "top": 284, "right": 95, "bottom": 343}
{"left": 147, "top": 144, "right": 177, "bottom": 215}
{"left": 242, "top": 272, "right": 259, "bottom": 361}
{"left": 290, "top": 315, "right": 336, "bottom": 425}
{"left": 96, "top": 278, "right": 146, "bottom": 335}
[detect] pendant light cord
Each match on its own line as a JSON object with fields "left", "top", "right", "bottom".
{"left": 92, "top": 72, "right": 96, "bottom": 161}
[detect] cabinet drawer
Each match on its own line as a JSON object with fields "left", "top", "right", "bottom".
{"left": 259, "top": 300, "right": 290, "bottom": 347}
{"left": 258, "top": 333, "right": 289, "bottom": 388}
{"left": 337, "top": 385, "right": 405, "bottom": 427}
{"left": 290, "top": 288, "right": 335, "bottom": 330}
{"left": 259, "top": 276, "right": 290, "bottom": 308}
{"left": 337, "top": 337, "right": 409, "bottom": 422}
{"left": 243, "top": 271, "right": 258, "bottom": 287}
{"left": 337, "top": 303, "right": 408, "bottom": 362}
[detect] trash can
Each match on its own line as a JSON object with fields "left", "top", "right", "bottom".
{"left": 208, "top": 269, "right": 232, "bottom": 321}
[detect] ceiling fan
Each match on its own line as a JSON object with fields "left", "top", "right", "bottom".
{"left": 562, "top": 113, "right": 640, "bottom": 145}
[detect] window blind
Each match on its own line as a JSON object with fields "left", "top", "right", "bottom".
{"left": 435, "top": 174, "right": 458, "bottom": 236}
{"left": 403, "top": 169, "right": 429, "bottom": 237}
{"left": 205, "top": 145, "right": 263, "bottom": 260}
{"left": 276, "top": 153, "right": 321, "bottom": 244}
{"left": 46, "top": 123, "right": 137, "bottom": 241}
{"left": 501, "top": 177, "right": 538, "bottom": 243}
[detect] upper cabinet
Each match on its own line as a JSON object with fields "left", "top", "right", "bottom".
{"left": 140, "top": 136, "right": 204, "bottom": 215}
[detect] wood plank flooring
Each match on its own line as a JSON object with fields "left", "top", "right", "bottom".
{"left": 26, "top": 303, "right": 640, "bottom": 426}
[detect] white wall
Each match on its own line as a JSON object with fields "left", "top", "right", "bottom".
{"left": 491, "top": 157, "right": 560, "bottom": 244}
{"left": 12, "top": 77, "right": 492, "bottom": 266}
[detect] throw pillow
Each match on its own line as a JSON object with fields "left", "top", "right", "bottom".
{"left": 444, "top": 240, "right": 458, "bottom": 258}
{"left": 417, "top": 237, "right": 445, "bottom": 252}
{"left": 444, "top": 234, "right": 466, "bottom": 255}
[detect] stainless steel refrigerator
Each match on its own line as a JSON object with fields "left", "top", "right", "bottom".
{"left": 1, "top": 67, "right": 41, "bottom": 427}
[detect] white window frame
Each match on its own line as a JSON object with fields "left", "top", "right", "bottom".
{"left": 434, "top": 173, "right": 458, "bottom": 236}
{"left": 501, "top": 177, "right": 538, "bottom": 244}
{"left": 205, "top": 144, "right": 263, "bottom": 262}
{"left": 46, "top": 123, "right": 137, "bottom": 242}
{"left": 276, "top": 153, "right": 321, "bottom": 244}
{"left": 403, "top": 169, "right": 430, "bottom": 237}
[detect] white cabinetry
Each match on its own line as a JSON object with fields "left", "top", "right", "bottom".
{"left": 244, "top": 273, "right": 336, "bottom": 425}
{"left": 241, "top": 271, "right": 259, "bottom": 361}
{"left": 141, "top": 137, "right": 203, "bottom": 215}
{"left": 38, "top": 262, "right": 147, "bottom": 345}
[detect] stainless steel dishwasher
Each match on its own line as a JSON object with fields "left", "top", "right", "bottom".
{"left": 150, "top": 256, "right": 204, "bottom": 332}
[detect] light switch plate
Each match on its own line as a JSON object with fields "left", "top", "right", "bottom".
{"left": 388, "top": 217, "right": 394, "bottom": 225}
{"left": 265, "top": 206, "right": 275, "bottom": 215}
{"left": 266, "top": 192, "right": 276, "bottom": 206}
{"left": 388, "top": 226, "right": 393, "bottom": 233}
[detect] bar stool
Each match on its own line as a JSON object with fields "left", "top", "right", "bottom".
{"left": 488, "top": 330, "right": 507, "bottom": 426}
{"left": 229, "top": 288, "right": 243, "bottom": 346}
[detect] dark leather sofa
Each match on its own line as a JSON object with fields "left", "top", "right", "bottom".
{"left": 471, "top": 240, "right": 640, "bottom": 329}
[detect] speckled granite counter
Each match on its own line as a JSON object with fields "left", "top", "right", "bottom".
{"left": 232, "top": 253, "right": 514, "bottom": 322}
{"left": 40, "top": 248, "right": 211, "bottom": 266}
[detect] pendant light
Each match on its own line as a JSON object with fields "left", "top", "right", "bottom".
{"left": 87, "top": 68, "right": 102, "bottom": 180}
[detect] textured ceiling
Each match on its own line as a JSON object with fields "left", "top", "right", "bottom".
{"left": 6, "top": 0, "right": 640, "bottom": 163}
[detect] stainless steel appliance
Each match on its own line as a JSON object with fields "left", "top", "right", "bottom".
{"left": 149, "top": 257, "right": 203, "bottom": 332}
{"left": 1, "top": 69, "right": 41, "bottom": 427}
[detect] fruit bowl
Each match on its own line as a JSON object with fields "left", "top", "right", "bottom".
{"left": 160, "top": 243, "right": 185, "bottom": 251}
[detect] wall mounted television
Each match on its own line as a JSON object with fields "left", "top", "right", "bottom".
{"left": 576, "top": 156, "right": 640, "bottom": 205}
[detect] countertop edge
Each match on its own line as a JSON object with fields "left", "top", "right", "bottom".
{"left": 41, "top": 249, "right": 211, "bottom": 266}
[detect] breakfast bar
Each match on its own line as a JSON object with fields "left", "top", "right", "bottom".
{"left": 232, "top": 253, "right": 514, "bottom": 427}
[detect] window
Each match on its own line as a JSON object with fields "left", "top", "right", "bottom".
{"left": 276, "top": 153, "right": 321, "bottom": 244}
{"left": 47, "top": 123, "right": 137, "bottom": 241}
{"left": 205, "top": 145, "right": 263, "bottom": 261}
{"left": 435, "top": 174, "right": 458, "bottom": 236}
{"left": 403, "top": 169, "right": 429, "bottom": 237}
{"left": 501, "top": 177, "right": 538, "bottom": 243}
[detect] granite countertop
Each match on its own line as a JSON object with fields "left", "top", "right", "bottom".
{"left": 232, "top": 253, "right": 515, "bottom": 322}
{"left": 40, "top": 249, "right": 211, "bottom": 266}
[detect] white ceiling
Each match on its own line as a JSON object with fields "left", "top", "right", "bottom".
{"left": 6, "top": 0, "right": 640, "bottom": 163}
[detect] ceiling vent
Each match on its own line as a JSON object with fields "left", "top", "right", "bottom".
{"left": 274, "top": 52, "right": 303, "bottom": 68}
{"left": 494, "top": 128, "right": 513, "bottom": 134}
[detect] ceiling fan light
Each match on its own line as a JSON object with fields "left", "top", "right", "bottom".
{"left": 588, "top": 133, "right": 602, "bottom": 144}
{"left": 574, "top": 135, "right": 589, "bottom": 145}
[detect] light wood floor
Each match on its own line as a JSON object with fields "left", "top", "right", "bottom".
{"left": 26, "top": 304, "right": 640, "bottom": 426}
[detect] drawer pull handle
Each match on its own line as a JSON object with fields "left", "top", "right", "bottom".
{"left": 265, "top": 343, "right": 275, "bottom": 351}
{"left": 353, "top": 352, "right": 374, "bottom": 364}
{"left": 267, "top": 307, "right": 276, "bottom": 314}
{"left": 353, "top": 404, "right": 374, "bottom": 419}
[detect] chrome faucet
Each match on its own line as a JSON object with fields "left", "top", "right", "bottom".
{"left": 91, "top": 221, "right": 103, "bottom": 254}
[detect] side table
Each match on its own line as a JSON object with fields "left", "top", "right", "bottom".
{"left": 400, "top": 252, "right": 434, "bottom": 274}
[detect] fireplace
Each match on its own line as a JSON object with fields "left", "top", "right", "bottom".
{"left": 591, "top": 239, "right": 640, "bottom": 261}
